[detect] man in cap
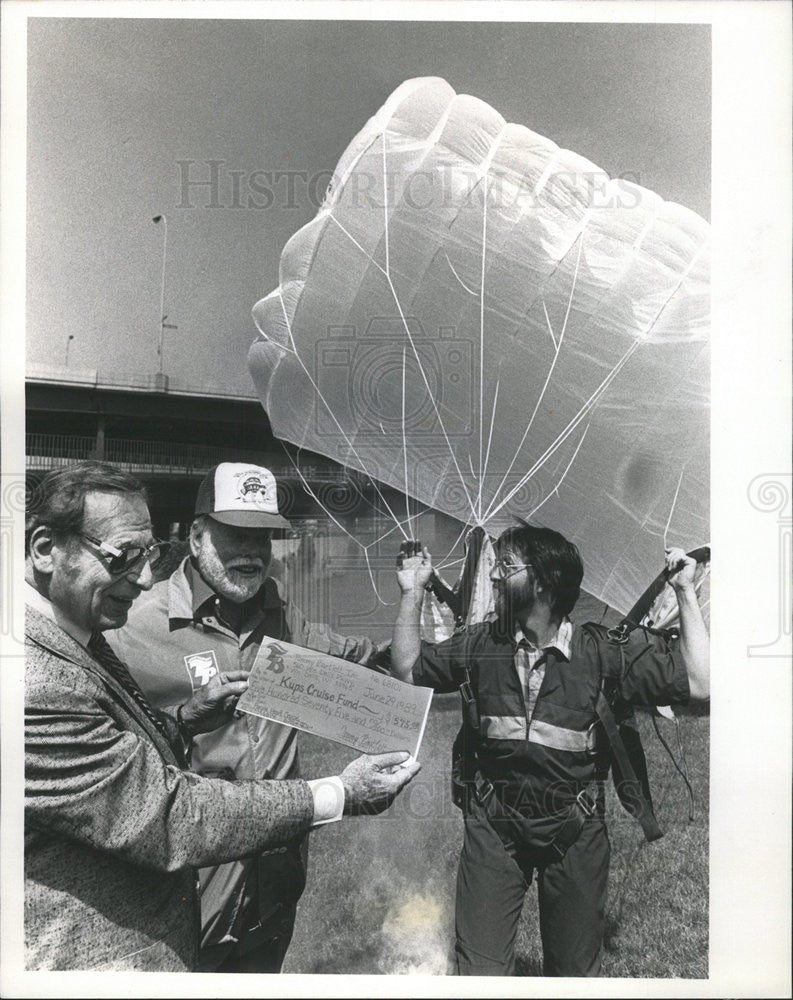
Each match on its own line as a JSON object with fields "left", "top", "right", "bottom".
{"left": 111, "top": 462, "right": 392, "bottom": 973}
{"left": 24, "top": 461, "right": 418, "bottom": 972}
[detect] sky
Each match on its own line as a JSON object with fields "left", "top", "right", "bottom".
{"left": 25, "top": 18, "right": 710, "bottom": 396}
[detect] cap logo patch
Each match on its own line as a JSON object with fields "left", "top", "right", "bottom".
{"left": 240, "top": 475, "right": 270, "bottom": 503}
{"left": 184, "top": 649, "right": 220, "bottom": 688}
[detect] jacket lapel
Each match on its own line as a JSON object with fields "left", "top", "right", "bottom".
{"left": 25, "top": 605, "right": 179, "bottom": 764}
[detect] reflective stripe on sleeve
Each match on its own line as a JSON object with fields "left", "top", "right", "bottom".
{"left": 528, "top": 718, "right": 590, "bottom": 752}
{"left": 480, "top": 715, "right": 527, "bottom": 740}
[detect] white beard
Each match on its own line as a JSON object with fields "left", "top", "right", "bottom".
{"left": 194, "top": 544, "right": 269, "bottom": 604}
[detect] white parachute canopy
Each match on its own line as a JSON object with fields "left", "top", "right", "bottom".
{"left": 249, "top": 77, "right": 709, "bottom": 615}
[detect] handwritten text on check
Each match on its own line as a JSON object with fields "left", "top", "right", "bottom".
{"left": 237, "top": 639, "right": 433, "bottom": 757}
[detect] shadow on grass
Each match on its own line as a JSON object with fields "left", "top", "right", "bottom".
{"left": 301, "top": 943, "right": 383, "bottom": 975}
{"left": 603, "top": 912, "right": 623, "bottom": 952}
{"left": 515, "top": 954, "right": 544, "bottom": 976}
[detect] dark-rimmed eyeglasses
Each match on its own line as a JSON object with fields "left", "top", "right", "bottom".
{"left": 78, "top": 533, "right": 170, "bottom": 575}
{"left": 491, "top": 558, "right": 533, "bottom": 581}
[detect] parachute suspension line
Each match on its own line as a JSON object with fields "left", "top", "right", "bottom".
{"left": 360, "top": 514, "right": 419, "bottom": 562}
{"left": 335, "top": 131, "right": 477, "bottom": 525}
{"left": 328, "top": 215, "right": 388, "bottom": 278}
{"left": 478, "top": 175, "right": 490, "bottom": 522}
{"left": 662, "top": 464, "right": 688, "bottom": 551}
{"left": 344, "top": 467, "right": 409, "bottom": 527}
{"left": 442, "top": 249, "right": 478, "bottom": 296}
{"left": 401, "top": 346, "right": 414, "bottom": 538}
{"left": 277, "top": 293, "right": 409, "bottom": 539}
{"left": 277, "top": 294, "right": 406, "bottom": 536}
{"left": 482, "top": 232, "right": 587, "bottom": 521}
{"left": 485, "top": 339, "right": 641, "bottom": 521}
{"left": 638, "top": 238, "right": 709, "bottom": 341}
{"left": 477, "top": 379, "right": 501, "bottom": 519}
{"left": 434, "top": 555, "right": 466, "bottom": 573}
{"left": 524, "top": 421, "right": 591, "bottom": 520}
{"left": 279, "top": 446, "right": 366, "bottom": 546}
{"left": 542, "top": 300, "right": 557, "bottom": 351}
{"left": 532, "top": 147, "right": 563, "bottom": 199}
{"left": 331, "top": 205, "right": 478, "bottom": 527}
{"left": 482, "top": 313, "right": 567, "bottom": 520}
{"left": 278, "top": 448, "right": 396, "bottom": 606}
{"left": 560, "top": 231, "right": 585, "bottom": 342}
{"left": 381, "top": 131, "right": 391, "bottom": 277}
{"left": 385, "top": 272, "right": 480, "bottom": 524}
{"left": 487, "top": 340, "right": 639, "bottom": 520}
{"left": 434, "top": 515, "right": 481, "bottom": 577}
{"left": 361, "top": 545, "right": 396, "bottom": 607}
{"left": 652, "top": 713, "right": 695, "bottom": 822}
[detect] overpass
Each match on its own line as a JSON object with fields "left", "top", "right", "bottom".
{"left": 26, "top": 367, "right": 375, "bottom": 539}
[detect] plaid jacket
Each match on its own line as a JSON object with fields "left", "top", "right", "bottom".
{"left": 24, "top": 606, "right": 314, "bottom": 971}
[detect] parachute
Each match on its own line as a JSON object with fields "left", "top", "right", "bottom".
{"left": 249, "top": 77, "right": 709, "bottom": 614}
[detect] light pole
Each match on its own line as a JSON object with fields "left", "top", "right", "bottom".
{"left": 64, "top": 334, "right": 75, "bottom": 367}
{"left": 152, "top": 214, "right": 168, "bottom": 375}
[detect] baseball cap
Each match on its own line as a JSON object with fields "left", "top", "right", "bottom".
{"left": 195, "top": 463, "right": 292, "bottom": 532}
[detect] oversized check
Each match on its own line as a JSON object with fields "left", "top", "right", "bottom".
{"left": 236, "top": 638, "right": 433, "bottom": 757}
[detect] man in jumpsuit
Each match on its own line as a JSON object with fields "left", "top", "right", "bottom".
{"left": 391, "top": 523, "right": 709, "bottom": 976}
{"left": 112, "top": 462, "right": 389, "bottom": 973}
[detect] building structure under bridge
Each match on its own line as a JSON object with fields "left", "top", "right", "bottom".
{"left": 25, "top": 366, "right": 384, "bottom": 541}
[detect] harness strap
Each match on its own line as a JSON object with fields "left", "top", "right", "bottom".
{"left": 472, "top": 772, "right": 600, "bottom": 860}
{"left": 546, "top": 781, "right": 601, "bottom": 859}
{"left": 595, "top": 689, "right": 663, "bottom": 842}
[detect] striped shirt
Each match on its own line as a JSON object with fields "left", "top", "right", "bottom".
{"left": 514, "top": 618, "right": 573, "bottom": 721}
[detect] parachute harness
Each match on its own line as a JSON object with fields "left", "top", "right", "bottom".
{"left": 606, "top": 618, "right": 695, "bottom": 823}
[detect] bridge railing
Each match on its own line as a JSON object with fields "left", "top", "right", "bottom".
{"left": 25, "top": 433, "right": 366, "bottom": 484}
{"left": 26, "top": 434, "right": 99, "bottom": 468}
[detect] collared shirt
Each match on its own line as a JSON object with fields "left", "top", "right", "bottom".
{"left": 513, "top": 618, "right": 573, "bottom": 721}
{"left": 24, "top": 581, "right": 91, "bottom": 648}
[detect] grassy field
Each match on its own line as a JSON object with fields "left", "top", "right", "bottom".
{"left": 282, "top": 582, "right": 709, "bottom": 978}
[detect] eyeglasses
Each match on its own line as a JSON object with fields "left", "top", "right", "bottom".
{"left": 78, "top": 533, "right": 170, "bottom": 575}
{"left": 491, "top": 557, "right": 533, "bottom": 580}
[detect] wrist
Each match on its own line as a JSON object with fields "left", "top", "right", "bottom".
{"left": 308, "top": 776, "right": 345, "bottom": 825}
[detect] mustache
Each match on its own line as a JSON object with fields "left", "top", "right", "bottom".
{"left": 226, "top": 557, "right": 268, "bottom": 570}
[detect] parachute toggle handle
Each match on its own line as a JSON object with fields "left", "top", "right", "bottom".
{"left": 396, "top": 539, "right": 422, "bottom": 567}
{"left": 397, "top": 539, "right": 463, "bottom": 618}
